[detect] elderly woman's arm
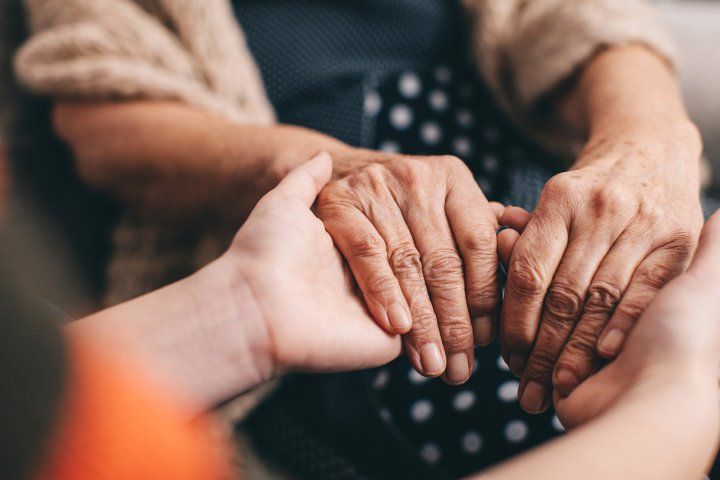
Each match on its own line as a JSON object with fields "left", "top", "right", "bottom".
{"left": 52, "top": 101, "right": 349, "bottom": 223}
{"left": 499, "top": 48, "right": 704, "bottom": 414}
{"left": 478, "top": 213, "right": 720, "bottom": 480}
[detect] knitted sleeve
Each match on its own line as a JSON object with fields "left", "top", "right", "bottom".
{"left": 14, "top": 0, "right": 274, "bottom": 125}
{"left": 463, "top": 0, "right": 678, "bottom": 127}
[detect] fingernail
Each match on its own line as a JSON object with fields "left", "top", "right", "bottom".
{"left": 509, "top": 354, "right": 526, "bottom": 377}
{"left": 520, "top": 382, "right": 546, "bottom": 413}
{"left": 598, "top": 329, "right": 625, "bottom": 357}
{"left": 473, "top": 316, "right": 494, "bottom": 346}
{"left": 420, "top": 343, "right": 445, "bottom": 376}
{"left": 554, "top": 369, "right": 579, "bottom": 391}
{"left": 446, "top": 353, "right": 471, "bottom": 384}
{"left": 387, "top": 304, "right": 412, "bottom": 332}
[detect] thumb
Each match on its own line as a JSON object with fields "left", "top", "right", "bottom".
{"left": 267, "top": 152, "right": 333, "bottom": 207}
{"left": 687, "top": 211, "right": 720, "bottom": 281}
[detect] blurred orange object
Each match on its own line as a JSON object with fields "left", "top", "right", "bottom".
{"left": 33, "top": 338, "right": 232, "bottom": 480}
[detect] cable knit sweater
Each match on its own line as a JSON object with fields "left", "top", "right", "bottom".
{"left": 14, "top": 0, "right": 676, "bottom": 308}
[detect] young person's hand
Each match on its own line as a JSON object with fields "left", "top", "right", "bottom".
{"left": 317, "top": 151, "right": 501, "bottom": 384}
{"left": 72, "top": 153, "right": 402, "bottom": 410}
{"left": 227, "top": 152, "right": 402, "bottom": 379}
{"left": 554, "top": 211, "right": 720, "bottom": 429}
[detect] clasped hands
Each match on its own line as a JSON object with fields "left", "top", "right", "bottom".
{"left": 231, "top": 143, "right": 707, "bottom": 427}
{"left": 314, "top": 140, "right": 702, "bottom": 414}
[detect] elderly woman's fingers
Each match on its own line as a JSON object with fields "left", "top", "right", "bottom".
{"left": 489, "top": 201, "right": 505, "bottom": 220}
{"left": 497, "top": 228, "right": 520, "bottom": 267}
{"left": 500, "top": 207, "right": 570, "bottom": 377}
{"left": 597, "top": 240, "right": 693, "bottom": 358}
{"left": 402, "top": 195, "right": 475, "bottom": 384}
{"left": 517, "top": 227, "right": 616, "bottom": 414}
{"left": 500, "top": 206, "right": 532, "bottom": 233}
{"left": 445, "top": 182, "right": 500, "bottom": 349}
{"left": 370, "top": 199, "right": 448, "bottom": 378}
{"left": 551, "top": 233, "right": 650, "bottom": 395}
{"left": 317, "top": 201, "right": 412, "bottom": 335}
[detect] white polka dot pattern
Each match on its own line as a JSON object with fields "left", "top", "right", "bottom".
{"left": 420, "top": 121, "right": 443, "bottom": 145}
{"left": 461, "top": 431, "right": 483, "bottom": 455}
{"left": 453, "top": 136, "right": 473, "bottom": 157}
{"left": 372, "top": 369, "right": 390, "bottom": 390}
{"left": 419, "top": 443, "right": 442, "bottom": 464}
{"left": 504, "top": 420, "right": 529, "bottom": 443}
{"left": 496, "top": 355, "right": 510, "bottom": 371}
{"left": 390, "top": 104, "right": 414, "bottom": 130}
{"left": 497, "top": 380, "right": 519, "bottom": 403}
{"left": 399, "top": 72, "right": 422, "bottom": 99}
{"left": 411, "top": 399, "right": 434, "bottom": 423}
{"left": 429, "top": 89, "right": 449, "bottom": 111}
{"left": 408, "top": 368, "right": 430, "bottom": 385}
{"left": 453, "top": 390, "right": 477, "bottom": 412}
{"left": 378, "top": 140, "right": 401, "bottom": 153}
{"left": 364, "top": 90, "right": 382, "bottom": 116}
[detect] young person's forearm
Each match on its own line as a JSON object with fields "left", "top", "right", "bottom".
{"left": 53, "top": 101, "right": 350, "bottom": 222}
{"left": 66, "top": 256, "right": 272, "bottom": 413}
{"left": 477, "top": 372, "right": 719, "bottom": 480}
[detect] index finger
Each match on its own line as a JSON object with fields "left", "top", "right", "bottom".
{"left": 500, "top": 207, "right": 569, "bottom": 376}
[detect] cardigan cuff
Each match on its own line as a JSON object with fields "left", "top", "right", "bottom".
{"left": 509, "top": 0, "right": 678, "bottom": 110}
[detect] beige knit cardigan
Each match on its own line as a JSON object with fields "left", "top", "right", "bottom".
{"left": 14, "top": 0, "right": 676, "bottom": 306}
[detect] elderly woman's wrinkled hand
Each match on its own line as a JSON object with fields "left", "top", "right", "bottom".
{"left": 500, "top": 127, "right": 704, "bottom": 414}
{"left": 317, "top": 150, "right": 502, "bottom": 384}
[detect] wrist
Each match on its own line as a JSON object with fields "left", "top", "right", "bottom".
{"left": 187, "top": 256, "right": 276, "bottom": 394}
{"left": 576, "top": 116, "right": 703, "bottom": 174}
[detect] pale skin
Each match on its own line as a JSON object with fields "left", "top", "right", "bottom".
{"left": 54, "top": 45, "right": 703, "bottom": 388}
{"left": 71, "top": 156, "right": 720, "bottom": 479}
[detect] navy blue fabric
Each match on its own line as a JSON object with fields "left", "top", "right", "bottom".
{"left": 233, "top": 0, "right": 466, "bottom": 146}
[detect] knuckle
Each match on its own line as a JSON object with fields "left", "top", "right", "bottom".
{"left": 347, "top": 230, "right": 386, "bottom": 259}
{"left": 422, "top": 249, "right": 464, "bottom": 288}
{"left": 637, "top": 203, "right": 667, "bottom": 226}
{"left": 502, "top": 323, "right": 536, "bottom": 352}
{"left": 543, "top": 172, "right": 575, "bottom": 196}
{"left": 410, "top": 310, "right": 440, "bottom": 339}
{"left": 639, "top": 262, "right": 679, "bottom": 290}
{"left": 437, "top": 154, "right": 465, "bottom": 170}
{"left": 439, "top": 321, "right": 474, "bottom": 349}
{"left": 564, "top": 328, "right": 599, "bottom": 359}
{"left": 584, "top": 281, "right": 623, "bottom": 315}
{"left": 508, "top": 256, "right": 547, "bottom": 298}
{"left": 588, "top": 186, "right": 626, "bottom": 217}
{"left": 615, "top": 297, "right": 647, "bottom": 323}
{"left": 394, "top": 157, "right": 432, "bottom": 185}
{"left": 664, "top": 228, "right": 696, "bottom": 255}
{"left": 544, "top": 283, "right": 583, "bottom": 321}
{"left": 365, "top": 273, "right": 397, "bottom": 298}
{"left": 388, "top": 242, "right": 423, "bottom": 279}
{"left": 525, "top": 349, "right": 557, "bottom": 381}
{"left": 460, "top": 224, "right": 497, "bottom": 255}
{"left": 466, "top": 278, "right": 499, "bottom": 314}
